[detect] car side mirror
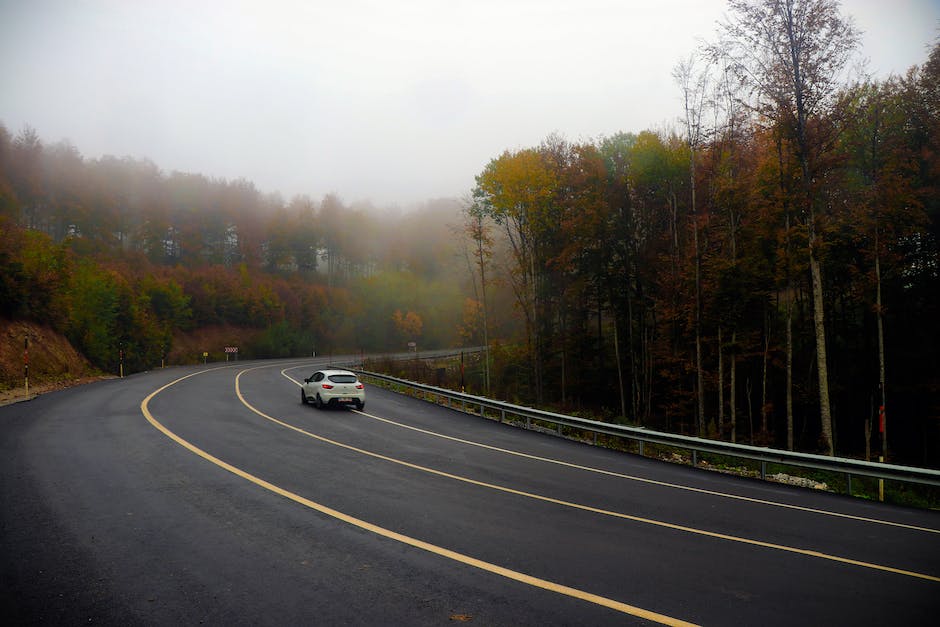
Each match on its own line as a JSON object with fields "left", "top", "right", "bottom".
{"left": 303, "top": 377, "right": 310, "bottom": 383}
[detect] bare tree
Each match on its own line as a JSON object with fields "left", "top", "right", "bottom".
{"left": 713, "top": 0, "right": 859, "bottom": 455}
{"left": 462, "top": 198, "right": 494, "bottom": 395}
{"left": 674, "top": 55, "right": 711, "bottom": 437}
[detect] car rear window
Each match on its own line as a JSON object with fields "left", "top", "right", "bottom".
{"left": 328, "top": 374, "right": 358, "bottom": 383}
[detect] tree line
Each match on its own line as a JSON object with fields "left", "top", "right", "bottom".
{"left": 1, "top": 0, "right": 937, "bottom": 467}
{"left": 464, "top": 2, "right": 939, "bottom": 465}
{"left": 0, "top": 128, "right": 472, "bottom": 374}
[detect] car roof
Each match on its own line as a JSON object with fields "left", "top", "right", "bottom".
{"left": 316, "top": 369, "right": 358, "bottom": 376}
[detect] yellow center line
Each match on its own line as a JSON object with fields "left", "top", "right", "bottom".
{"left": 141, "top": 367, "right": 698, "bottom": 626}
{"left": 272, "top": 366, "right": 940, "bottom": 583}
{"left": 279, "top": 365, "right": 940, "bottom": 536}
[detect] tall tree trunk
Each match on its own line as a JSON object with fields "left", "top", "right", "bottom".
{"left": 746, "top": 376, "right": 754, "bottom": 445}
{"left": 670, "top": 191, "right": 681, "bottom": 356}
{"left": 529, "top": 247, "right": 543, "bottom": 404}
{"left": 715, "top": 0, "right": 857, "bottom": 453}
{"left": 597, "top": 295, "right": 604, "bottom": 374}
{"left": 809, "top": 237, "right": 834, "bottom": 455}
{"left": 786, "top": 220, "right": 794, "bottom": 451}
{"left": 776, "top": 136, "right": 796, "bottom": 451}
{"left": 718, "top": 326, "right": 724, "bottom": 437}
{"left": 614, "top": 313, "right": 627, "bottom": 420}
{"left": 627, "top": 277, "right": 640, "bottom": 422}
{"left": 693, "top": 212, "right": 704, "bottom": 437}
{"left": 730, "top": 330, "right": 737, "bottom": 443}
{"left": 560, "top": 309, "right": 567, "bottom": 406}
{"left": 789, "top": 0, "right": 834, "bottom": 455}
{"left": 476, "top": 214, "right": 491, "bottom": 396}
{"left": 675, "top": 57, "right": 707, "bottom": 438}
{"left": 875, "top": 227, "right": 887, "bottom": 461}
{"left": 761, "top": 311, "right": 770, "bottom": 437}
{"left": 643, "top": 313, "right": 654, "bottom": 426}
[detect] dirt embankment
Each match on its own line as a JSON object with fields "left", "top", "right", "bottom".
{"left": 0, "top": 320, "right": 264, "bottom": 405}
{"left": 0, "top": 319, "right": 102, "bottom": 404}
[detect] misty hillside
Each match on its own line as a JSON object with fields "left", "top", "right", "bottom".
{"left": 0, "top": 123, "right": 495, "bottom": 385}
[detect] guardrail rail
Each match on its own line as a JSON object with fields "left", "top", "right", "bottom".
{"left": 353, "top": 369, "right": 940, "bottom": 496}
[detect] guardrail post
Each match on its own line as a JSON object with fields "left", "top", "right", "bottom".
{"left": 846, "top": 473, "right": 852, "bottom": 496}
{"left": 526, "top": 416, "right": 531, "bottom": 429}
{"left": 692, "top": 450, "right": 698, "bottom": 467}
{"left": 557, "top": 422, "right": 562, "bottom": 435}
{"left": 761, "top": 461, "right": 766, "bottom": 481}
{"left": 639, "top": 441, "right": 644, "bottom": 457}
{"left": 593, "top": 432, "right": 598, "bottom": 445}
{"left": 500, "top": 409, "right": 505, "bottom": 423}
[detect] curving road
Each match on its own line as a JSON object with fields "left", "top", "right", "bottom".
{"left": 2, "top": 358, "right": 938, "bottom": 625}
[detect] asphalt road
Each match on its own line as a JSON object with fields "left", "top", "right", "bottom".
{"left": 2, "top": 358, "right": 938, "bottom": 626}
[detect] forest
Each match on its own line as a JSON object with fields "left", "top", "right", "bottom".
{"left": 0, "top": 141, "right": 480, "bottom": 368}
{"left": 1, "top": 1, "right": 938, "bottom": 466}
{"left": 465, "top": 8, "right": 940, "bottom": 467}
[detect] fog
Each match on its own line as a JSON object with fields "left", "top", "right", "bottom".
{"left": 1, "top": 0, "right": 937, "bottom": 207}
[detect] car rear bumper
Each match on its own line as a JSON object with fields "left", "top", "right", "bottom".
{"left": 323, "top": 395, "right": 364, "bottom": 407}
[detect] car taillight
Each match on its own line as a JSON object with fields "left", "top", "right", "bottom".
{"left": 355, "top": 383, "right": 364, "bottom": 389}
{"left": 322, "top": 383, "right": 334, "bottom": 389}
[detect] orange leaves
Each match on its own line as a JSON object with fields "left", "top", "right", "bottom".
{"left": 457, "top": 298, "right": 484, "bottom": 345}
{"left": 392, "top": 309, "right": 423, "bottom": 340}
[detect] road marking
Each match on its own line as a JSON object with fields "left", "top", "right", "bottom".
{"left": 280, "top": 366, "right": 940, "bottom": 536}
{"left": 271, "top": 367, "right": 940, "bottom": 582}
{"left": 141, "top": 368, "right": 698, "bottom": 626}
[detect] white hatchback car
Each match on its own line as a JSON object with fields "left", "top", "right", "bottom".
{"left": 301, "top": 369, "right": 365, "bottom": 410}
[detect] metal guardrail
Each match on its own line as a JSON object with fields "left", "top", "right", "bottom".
{"left": 354, "top": 369, "right": 940, "bottom": 492}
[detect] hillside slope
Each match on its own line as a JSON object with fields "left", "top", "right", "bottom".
{"left": 0, "top": 319, "right": 99, "bottom": 403}
{"left": 0, "top": 319, "right": 276, "bottom": 405}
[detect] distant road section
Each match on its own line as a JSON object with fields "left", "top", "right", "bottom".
{"left": 2, "top": 359, "right": 938, "bottom": 625}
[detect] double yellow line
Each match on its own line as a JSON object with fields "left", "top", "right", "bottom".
{"left": 142, "top": 366, "right": 700, "bottom": 626}
{"left": 142, "top": 363, "right": 940, "bottom": 626}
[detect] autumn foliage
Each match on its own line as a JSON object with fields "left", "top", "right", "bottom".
{"left": 0, "top": 127, "right": 467, "bottom": 373}
{"left": 466, "top": 42, "right": 940, "bottom": 465}
{"left": 1, "top": 24, "right": 938, "bottom": 467}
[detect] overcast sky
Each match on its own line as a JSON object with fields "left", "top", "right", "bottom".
{"left": 1, "top": 0, "right": 937, "bottom": 207}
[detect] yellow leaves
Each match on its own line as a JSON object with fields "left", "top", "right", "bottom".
{"left": 476, "top": 148, "right": 556, "bottom": 221}
{"left": 392, "top": 309, "right": 423, "bottom": 339}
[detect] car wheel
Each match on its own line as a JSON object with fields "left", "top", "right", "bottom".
{"left": 355, "top": 401, "right": 364, "bottom": 411}
{"left": 301, "top": 389, "right": 308, "bottom": 405}
{"left": 315, "top": 394, "right": 324, "bottom": 409}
